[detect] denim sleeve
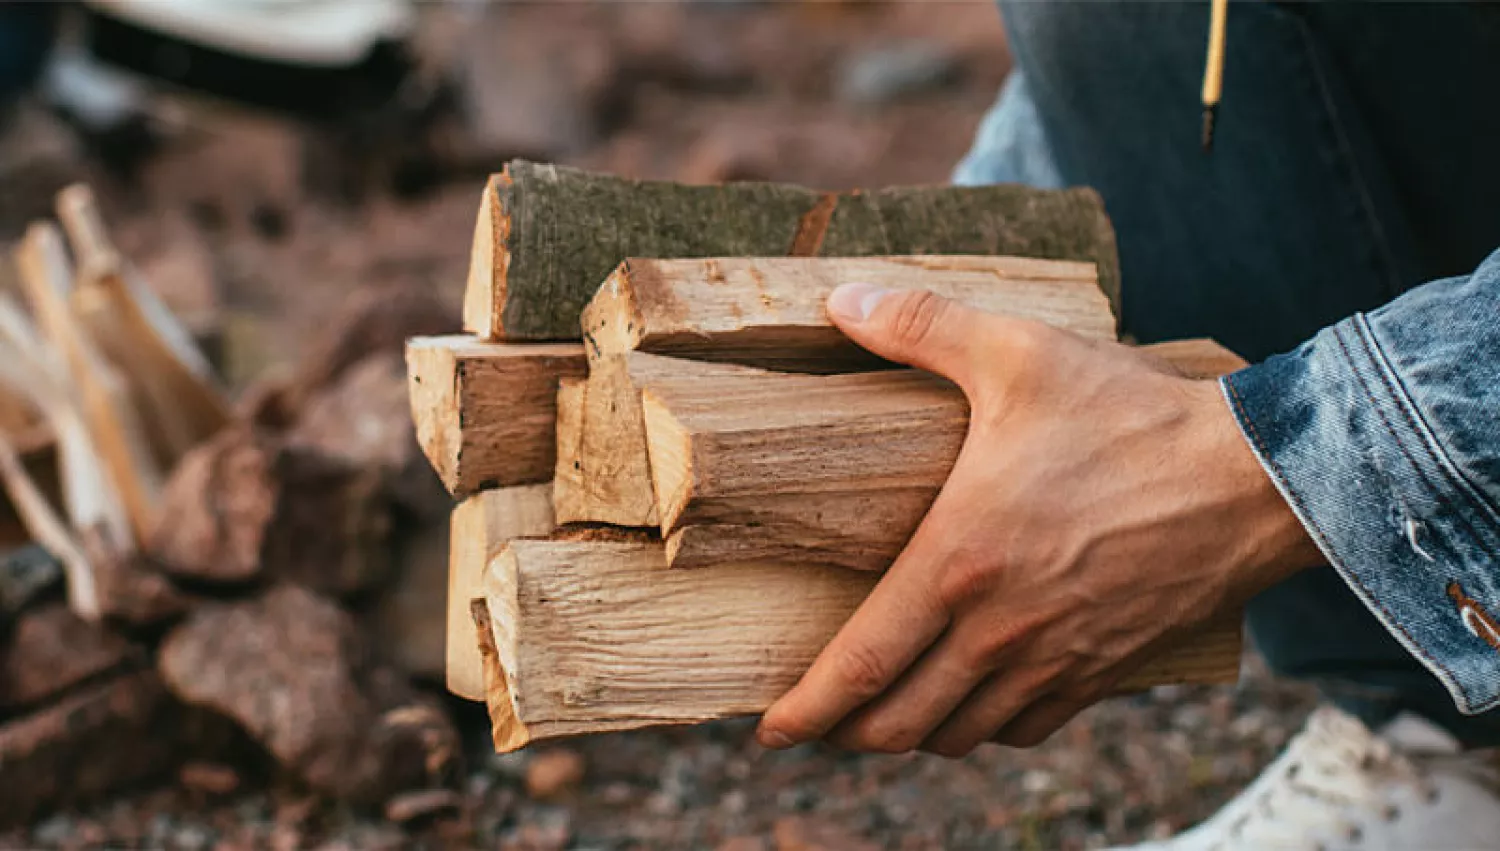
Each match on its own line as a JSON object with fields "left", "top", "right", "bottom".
{"left": 1225, "top": 248, "right": 1500, "bottom": 715}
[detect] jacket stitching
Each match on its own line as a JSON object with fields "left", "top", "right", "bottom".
{"left": 1223, "top": 373, "right": 1474, "bottom": 709}
{"left": 1337, "top": 324, "right": 1500, "bottom": 559}
{"left": 1352, "top": 314, "right": 1500, "bottom": 539}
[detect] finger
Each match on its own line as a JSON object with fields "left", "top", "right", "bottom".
{"left": 757, "top": 568, "right": 948, "bottom": 749}
{"left": 917, "top": 671, "right": 1052, "bottom": 758}
{"left": 989, "top": 693, "right": 1092, "bottom": 749}
{"left": 825, "top": 285, "right": 991, "bottom": 388}
{"left": 825, "top": 620, "right": 997, "bottom": 754}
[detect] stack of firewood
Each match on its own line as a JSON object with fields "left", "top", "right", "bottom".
{"left": 0, "top": 186, "right": 464, "bottom": 826}
{"left": 409, "top": 161, "right": 1248, "bottom": 754}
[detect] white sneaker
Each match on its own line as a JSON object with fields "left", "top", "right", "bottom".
{"left": 1111, "top": 706, "right": 1500, "bottom": 851}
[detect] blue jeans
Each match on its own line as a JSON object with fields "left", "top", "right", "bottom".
{"left": 958, "top": 2, "right": 1500, "bottom": 744}
{"left": 0, "top": 5, "right": 55, "bottom": 106}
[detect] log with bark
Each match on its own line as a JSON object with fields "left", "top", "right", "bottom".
{"left": 579, "top": 256, "right": 1113, "bottom": 372}
{"left": 474, "top": 539, "right": 1241, "bottom": 752}
{"left": 406, "top": 335, "right": 587, "bottom": 497}
{"left": 642, "top": 340, "right": 1247, "bottom": 572}
{"left": 463, "top": 160, "right": 1120, "bottom": 340}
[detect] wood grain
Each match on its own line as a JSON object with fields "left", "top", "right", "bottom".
{"left": 405, "top": 335, "right": 586, "bottom": 497}
{"left": 463, "top": 160, "right": 1121, "bottom": 341}
{"left": 553, "top": 353, "right": 767, "bottom": 527}
{"left": 477, "top": 539, "right": 1240, "bottom": 751}
{"left": 447, "top": 485, "right": 555, "bottom": 701}
{"left": 644, "top": 339, "right": 1246, "bottom": 572}
{"left": 581, "top": 256, "right": 1113, "bottom": 371}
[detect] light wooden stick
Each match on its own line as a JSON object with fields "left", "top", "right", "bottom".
{"left": 580, "top": 256, "right": 1114, "bottom": 372}
{"left": 13, "top": 223, "right": 162, "bottom": 541}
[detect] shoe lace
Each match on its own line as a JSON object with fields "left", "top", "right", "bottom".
{"left": 1212, "top": 709, "right": 1441, "bottom": 851}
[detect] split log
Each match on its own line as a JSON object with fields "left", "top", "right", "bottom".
{"left": 0, "top": 603, "right": 136, "bottom": 712}
{"left": 475, "top": 539, "right": 1241, "bottom": 751}
{"left": 579, "top": 256, "right": 1113, "bottom": 371}
{"left": 553, "top": 353, "right": 767, "bottom": 527}
{"left": 289, "top": 352, "right": 448, "bottom": 519}
{"left": 12, "top": 222, "right": 163, "bottom": 542}
{"left": 148, "top": 428, "right": 392, "bottom": 597}
{"left": 158, "top": 585, "right": 461, "bottom": 804}
{"left": 463, "top": 160, "right": 1120, "bottom": 340}
{"left": 0, "top": 671, "right": 196, "bottom": 827}
{"left": 405, "top": 335, "right": 587, "bottom": 497}
{"left": 643, "top": 340, "right": 1247, "bottom": 572}
{"left": 57, "top": 184, "right": 231, "bottom": 466}
{"left": 447, "top": 484, "right": 554, "bottom": 702}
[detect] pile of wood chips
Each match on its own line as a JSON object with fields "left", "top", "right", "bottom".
{"left": 0, "top": 186, "right": 466, "bottom": 827}
{"left": 408, "top": 161, "right": 1248, "bottom": 755}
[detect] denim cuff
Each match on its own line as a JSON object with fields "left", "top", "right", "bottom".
{"left": 1224, "top": 316, "right": 1500, "bottom": 715}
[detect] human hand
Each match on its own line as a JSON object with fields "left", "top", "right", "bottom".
{"left": 755, "top": 285, "right": 1321, "bottom": 756}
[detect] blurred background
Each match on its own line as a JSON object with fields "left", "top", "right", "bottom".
{"left": 0, "top": 2, "right": 1317, "bottom": 849}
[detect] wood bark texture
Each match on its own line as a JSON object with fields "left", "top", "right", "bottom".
{"left": 447, "top": 484, "right": 555, "bottom": 702}
{"left": 463, "top": 160, "right": 1120, "bottom": 341}
{"left": 580, "top": 256, "right": 1113, "bottom": 371}
{"left": 553, "top": 353, "right": 767, "bottom": 527}
{"left": 405, "top": 335, "right": 586, "bottom": 497}
{"left": 643, "top": 339, "right": 1246, "bottom": 572}
{"left": 478, "top": 539, "right": 1240, "bottom": 751}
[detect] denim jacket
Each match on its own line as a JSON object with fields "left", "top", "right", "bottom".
{"left": 1226, "top": 255, "right": 1500, "bottom": 715}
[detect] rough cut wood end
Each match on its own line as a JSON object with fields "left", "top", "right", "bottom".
{"left": 405, "top": 335, "right": 586, "bottom": 497}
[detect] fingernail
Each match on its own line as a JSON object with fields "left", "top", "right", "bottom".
{"left": 827, "top": 282, "right": 888, "bottom": 323}
{"left": 756, "top": 726, "right": 797, "bottom": 750}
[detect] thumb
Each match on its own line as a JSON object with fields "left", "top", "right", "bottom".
{"left": 826, "top": 283, "right": 986, "bottom": 384}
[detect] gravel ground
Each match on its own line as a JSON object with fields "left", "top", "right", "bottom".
{"left": 3, "top": 660, "right": 1319, "bottom": 850}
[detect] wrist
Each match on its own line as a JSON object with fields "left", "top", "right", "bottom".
{"left": 1186, "top": 377, "right": 1324, "bottom": 601}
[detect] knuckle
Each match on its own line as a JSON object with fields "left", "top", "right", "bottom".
{"left": 885, "top": 290, "right": 948, "bottom": 350}
{"left": 936, "top": 556, "right": 998, "bottom": 610}
{"left": 839, "top": 717, "right": 921, "bottom": 755}
{"left": 831, "top": 643, "right": 893, "bottom": 702}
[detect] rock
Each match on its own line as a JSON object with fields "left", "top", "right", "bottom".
{"left": 148, "top": 428, "right": 393, "bottom": 598}
{"left": 0, "top": 671, "right": 189, "bottom": 827}
{"left": 773, "top": 816, "right": 881, "bottom": 851}
{"left": 835, "top": 41, "right": 964, "bottom": 106}
{"left": 148, "top": 428, "right": 277, "bottom": 583}
{"left": 366, "top": 517, "right": 449, "bottom": 681}
{"left": 525, "top": 749, "right": 586, "bottom": 801}
{"left": 0, "top": 602, "right": 136, "bottom": 711}
{"left": 718, "top": 838, "right": 770, "bottom": 851}
{"left": 178, "top": 761, "right": 242, "bottom": 796}
{"left": 383, "top": 788, "right": 463, "bottom": 824}
{"left": 0, "top": 543, "right": 62, "bottom": 623}
{"left": 157, "top": 585, "right": 459, "bottom": 804}
{"left": 288, "top": 353, "right": 448, "bottom": 519}
{"left": 290, "top": 284, "right": 455, "bottom": 407}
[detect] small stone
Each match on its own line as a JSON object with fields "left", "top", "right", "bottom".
{"left": 773, "top": 816, "right": 880, "bottom": 851}
{"left": 524, "top": 749, "right": 585, "bottom": 801}
{"left": 383, "top": 788, "right": 463, "bottom": 824}
{"left": 179, "top": 761, "right": 242, "bottom": 796}
{"left": 718, "top": 838, "right": 768, "bottom": 851}
{"left": 1021, "top": 769, "right": 1055, "bottom": 794}
{"left": 836, "top": 41, "right": 963, "bottom": 107}
{"left": 32, "top": 813, "right": 73, "bottom": 845}
{"left": 174, "top": 824, "right": 214, "bottom": 851}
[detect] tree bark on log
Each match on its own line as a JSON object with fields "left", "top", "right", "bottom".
{"left": 464, "top": 160, "right": 1121, "bottom": 341}
{"left": 580, "top": 256, "right": 1113, "bottom": 372}
{"left": 475, "top": 539, "right": 1240, "bottom": 752}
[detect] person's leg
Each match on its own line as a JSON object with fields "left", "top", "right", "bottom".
{"left": 969, "top": 1, "right": 1500, "bottom": 743}
{"left": 0, "top": 5, "right": 57, "bottom": 106}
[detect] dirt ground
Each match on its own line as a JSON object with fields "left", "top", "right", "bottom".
{"left": 0, "top": 3, "right": 1321, "bottom": 849}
